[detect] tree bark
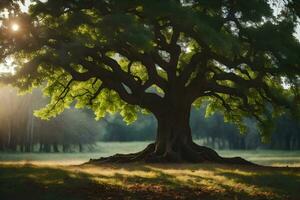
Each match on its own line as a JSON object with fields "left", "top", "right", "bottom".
{"left": 79, "top": 143, "right": 83, "bottom": 152}
{"left": 53, "top": 143, "right": 59, "bottom": 152}
{"left": 148, "top": 103, "right": 195, "bottom": 162}
{"left": 88, "top": 99, "right": 255, "bottom": 165}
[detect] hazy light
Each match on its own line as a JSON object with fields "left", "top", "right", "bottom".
{"left": 186, "top": 46, "right": 192, "bottom": 53}
{"left": 11, "top": 23, "right": 20, "bottom": 32}
{"left": 0, "top": 57, "right": 16, "bottom": 74}
{"left": 20, "top": 0, "right": 48, "bottom": 13}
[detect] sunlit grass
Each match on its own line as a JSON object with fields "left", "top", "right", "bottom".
{"left": 1, "top": 148, "right": 300, "bottom": 199}
{"left": 1, "top": 163, "right": 297, "bottom": 200}
{"left": 78, "top": 164, "right": 293, "bottom": 199}
{"left": 66, "top": 163, "right": 300, "bottom": 199}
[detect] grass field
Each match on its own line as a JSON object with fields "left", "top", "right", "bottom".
{"left": 0, "top": 163, "right": 299, "bottom": 200}
{"left": 1, "top": 142, "right": 300, "bottom": 166}
{"left": 1, "top": 142, "right": 300, "bottom": 200}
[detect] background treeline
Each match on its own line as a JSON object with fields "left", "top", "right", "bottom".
{"left": 0, "top": 87, "right": 299, "bottom": 152}
{"left": 0, "top": 87, "right": 101, "bottom": 152}
{"left": 101, "top": 109, "right": 299, "bottom": 150}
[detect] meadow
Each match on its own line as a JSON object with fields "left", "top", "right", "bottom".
{"left": 1, "top": 162, "right": 299, "bottom": 200}
{"left": 1, "top": 142, "right": 300, "bottom": 166}
{"left": 1, "top": 142, "right": 300, "bottom": 200}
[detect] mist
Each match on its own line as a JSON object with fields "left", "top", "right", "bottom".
{"left": 0, "top": 86, "right": 299, "bottom": 152}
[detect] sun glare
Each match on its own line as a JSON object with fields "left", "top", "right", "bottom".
{"left": 11, "top": 23, "right": 20, "bottom": 32}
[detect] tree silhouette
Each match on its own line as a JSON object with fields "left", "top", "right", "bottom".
{"left": 0, "top": 0, "right": 299, "bottom": 163}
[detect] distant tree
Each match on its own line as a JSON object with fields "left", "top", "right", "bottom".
{"left": 192, "top": 108, "right": 300, "bottom": 150}
{"left": 102, "top": 114, "right": 156, "bottom": 141}
{"left": 1, "top": 0, "right": 299, "bottom": 163}
{"left": 0, "top": 87, "right": 100, "bottom": 152}
{"left": 270, "top": 115, "right": 300, "bottom": 150}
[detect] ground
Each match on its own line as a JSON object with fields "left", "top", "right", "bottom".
{"left": 0, "top": 163, "right": 299, "bottom": 200}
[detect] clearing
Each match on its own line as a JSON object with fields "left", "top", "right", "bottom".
{"left": 0, "top": 163, "right": 299, "bottom": 200}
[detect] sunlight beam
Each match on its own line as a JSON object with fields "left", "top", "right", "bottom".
{"left": 11, "top": 23, "right": 20, "bottom": 32}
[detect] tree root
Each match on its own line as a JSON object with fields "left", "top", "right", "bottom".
{"left": 87, "top": 142, "right": 257, "bottom": 166}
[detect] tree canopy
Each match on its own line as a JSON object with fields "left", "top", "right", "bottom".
{"left": 1, "top": 0, "right": 300, "bottom": 163}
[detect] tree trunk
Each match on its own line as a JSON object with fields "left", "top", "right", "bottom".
{"left": 25, "top": 143, "right": 31, "bottom": 152}
{"left": 44, "top": 143, "right": 51, "bottom": 152}
{"left": 39, "top": 143, "right": 43, "bottom": 152}
{"left": 53, "top": 143, "right": 59, "bottom": 153}
{"left": 79, "top": 143, "right": 83, "bottom": 152}
{"left": 152, "top": 104, "right": 193, "bottom": 161}
{"left": 63, "top": 144, "right": 70, "bottom": 152}
{"left": 89, "top": 102, "right": 255, "bottom": 165}
{"left": 20, "top": 144, "right": 24, "bottom": 152}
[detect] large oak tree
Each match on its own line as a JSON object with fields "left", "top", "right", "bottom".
{"left": 1, "top": 0, "right": 299, "bottom": 163}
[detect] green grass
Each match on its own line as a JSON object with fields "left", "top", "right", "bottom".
{"left": 1, "top": 144, "right": 300, "bottom": 199}
{"left": 0, "top": 163, "right": 299, "bottom": 200}
{"left": 1, "top": 141, "right": 300, "bottom": 167}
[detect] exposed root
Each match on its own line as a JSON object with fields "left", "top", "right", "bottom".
{"left": 87, "top": 142, "right": 257, "bottom": 166}
{"left": 88, "top": 143, "right": 156, "bottom": 164}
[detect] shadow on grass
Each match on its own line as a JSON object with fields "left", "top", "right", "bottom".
{"left": 217, "top": 168, "right": 300, "bottom": 198}
{"left": 0, "top": 164, "right": 123, "bottom": 200}
{"left": 0, "top": 164, "right": 209, "bottom": 200}
{"left": 0, "top": 163, "right": 299, "bottom": 200}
